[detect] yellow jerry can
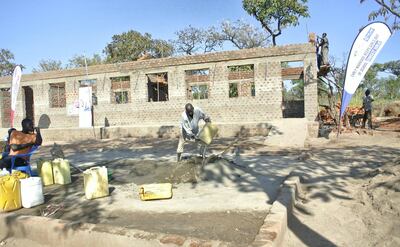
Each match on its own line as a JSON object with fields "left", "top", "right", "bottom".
{"left": 0, "top": 175, "right": 22, "bottom": 212}
{"left": 83, "top": 166, "right": 109, "bottom": 200}
{"left": 139, "top": 183, "right": 173, "bottom": 201}
{"left": 52, "top": 158, "right": 71, "bottom": 185}
{"left": 37, "top": 160, "right": 54, "bottom": 186}
{"left": 198, "top": 123, "right": 219, "bottom": 145}
{"left": 11, "top": 170, "right": 29, "bottom": 179}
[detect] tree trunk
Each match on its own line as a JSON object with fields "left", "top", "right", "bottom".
{"left": 272, "top": 35, "right": 277, "bottom": 46}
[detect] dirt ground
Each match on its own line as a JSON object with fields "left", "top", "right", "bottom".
{"left": 285, "top": 131, "right": 400, "bottom": 247}
{"left": 11, "top": 138, "right": 287, "bottom": 246}
{"left": 2, "top": 126, "right": 400, "bottom": 246}
{"left": 376, "top": 117, "right": 400, "bottom": 131}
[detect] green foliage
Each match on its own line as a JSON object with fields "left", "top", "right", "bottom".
{"left": 242, "top": 0, "right": 309, "bottom": 45}
{"left": 380, "top": 60, "right": 400, "bottom": 76}
{"left": 350, "top": 59, "right": 400, "bottom": 105}
{"left": 114, "top": 91, "right": 129, "bottom": 104}
{"left": 191, "top": 85, "right": 209, "bottom": 100}
{"left": 104, "top": 30, "right": 173, "bottom": 63}
{"left": 150, "top": 39, "right": 174, "bottom": 58}
{"left": 0, "top": 49, "right": 24, "bottom": 76}
{"left": 283, "top": 79, "right": 304, "bottom": 101}
{"left": 229, "top": 83, "right": 239, "bottom": 97}
{"left": 228, "top": 64, "right": 254, "bottom": 72}
{"left": 32, "top": 59, "right": 63, "bottom": 73}
{"left": 104, "top": 30, "right": 153, "bottom": 63}
{"left": 361, "top": 0, "right": 400, "bottom": 30}
{"left": 67, "top": 54, "right": 103, "bottom": 68}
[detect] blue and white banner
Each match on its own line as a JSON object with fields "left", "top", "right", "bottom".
{"left": 340, "top": 22, "right": 392, "bottom": 117}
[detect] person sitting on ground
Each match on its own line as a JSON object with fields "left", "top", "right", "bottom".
{"left": 362, "top": 89, "right": 374, "bottom": 129}
{"left": 0, "top": 118, "right": 42, "bottom": 170}
{"left": 177, "top": 103, "right": 210, "bottom": 162}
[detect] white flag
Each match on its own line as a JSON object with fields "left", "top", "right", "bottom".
{"left": 10, "top": 66, "right": 22, "bottom": 127}
{"left": 340, "top": 22, "right": 392, "bottom": 117}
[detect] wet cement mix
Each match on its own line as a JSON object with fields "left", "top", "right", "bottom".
{"left": 13, "top": 157, "right": 270, "bottom": 246}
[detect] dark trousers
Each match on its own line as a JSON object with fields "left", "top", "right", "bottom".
{"left": 0, "top": 156, "right": 26, "bottom": 170}
{"left": 362, "top": 110, "right": 372, "bottom": 129}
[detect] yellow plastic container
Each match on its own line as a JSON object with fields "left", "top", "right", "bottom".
{"left": 198, "top": 123, "right": 219, "bottom": 145}
{"left": 139, "top": 183, "right": 173, "bottom": 201}
{"left": 0, "top": 175, "right": 22, "bottom": 212}
{"left": 11, "top": 170, "right": 29, "bottom": 179}
{"left": 37, "top": 160, "right": 54, "bottom": 186}
{"left": 52, "top": 158, "right": 71, "bottom": 185}
{"left": 83, "top": 166, "right": 109, "bottom": 200}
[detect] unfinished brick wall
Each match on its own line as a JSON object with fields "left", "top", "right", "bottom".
{"left": 0, "top": 90, "right": 11, "bottom": 127}
{"left": 0, "top": 44, "right": 318, "bottom": 129}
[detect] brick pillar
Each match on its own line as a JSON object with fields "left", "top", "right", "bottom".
{"left": 266, "top": 61, "right": 284, "bottom": 119}
{"left": 303, "top": 54, "right": 318, "bottom": 121}
{"left": 34, "top": 82, "right": 52, "bottom": 128}
{"left": 0, "top": 90, "right": 11, "bottom": 128}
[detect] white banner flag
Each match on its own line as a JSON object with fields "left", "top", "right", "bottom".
{"left": 10, "top": 66, "right": 22, "bottom": 127}
{"left": 340, "top": 22, "right": 392, "bottom": 117}
{"left": 79, "top": 87, "right": 93, "bottom": 128}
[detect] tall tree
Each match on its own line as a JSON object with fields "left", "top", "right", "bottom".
{"left": 242, "top": 0, "right": 310, "bottom": 46}
{"left": 357, "top": 60, "right": 400, "bottom": 100}
{"left": 361, "top": 0, "right": 400, "bottom": 30}
{"left": 67, "top": 54, "right": 103, "bottom": 68}
{"left": 150, "top": 39, "right": 174, "bottom": 58}
{"left": 203, "top": 26, "right": 224, "bottom": 53}
{"left": 173, "top": 25, "right": 204, "bottom": 55}
{"left": 104, "top": 30, "right": 153, "bottom": 63}
{"left": 0, "top": 49, "right": 22, "bottom": 76}
{"left": 380, "top": 60, "right": 400, "bottom": 76}
{"left": 32, "top": 59, "right": 63, "bottom": 73}
{"left": 173, "top": 25, "right": 223, "bottom": 55}
{"left": 220, "top": 20, "right": 269, "bottom": 49}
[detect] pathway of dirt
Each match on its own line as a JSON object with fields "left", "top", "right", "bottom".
{"left": 285, "top": 131, "right": 400, "bottom": 247}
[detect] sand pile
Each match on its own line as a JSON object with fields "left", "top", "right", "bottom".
{"left": 354, "top": 157, "right": 400, "bottom": 246}
{"left": 359, "top": 157, "right": 400, "bottom": 214}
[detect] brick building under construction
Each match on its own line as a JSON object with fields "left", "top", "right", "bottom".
{"left": 0, "top": 43, "right": 318, "bottom": 141}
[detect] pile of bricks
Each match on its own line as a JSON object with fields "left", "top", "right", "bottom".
{"left": 319, "top": 105, "right": 365, "bottom": 125}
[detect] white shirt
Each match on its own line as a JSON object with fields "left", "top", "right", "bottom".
{"left": 180, "top": 107, "right": 209, "bottom": 138}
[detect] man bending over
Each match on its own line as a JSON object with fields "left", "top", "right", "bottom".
{"left": 177, "top": 103, "right": 210, "bottom": 162}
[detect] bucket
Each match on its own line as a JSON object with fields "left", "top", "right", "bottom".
{"left": 139, "top": 183, "right": 173, "bottom": 201}
{"left": 37, "top": 160, "right": 54, "bottom": 186}
{"left": 198, "top": 123, "right": 218, "bottom": 145}
{"left": 52, "top": 158, "right": 71, "bottom": 185}
{"left": 83, "top": 166, "right": 109, "bottom": 200}
{"left": 20, "top": 177, "right": 44, "bottom": 208}
{"left": 0, "top": 175, "right": 22, "bottom": 212}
